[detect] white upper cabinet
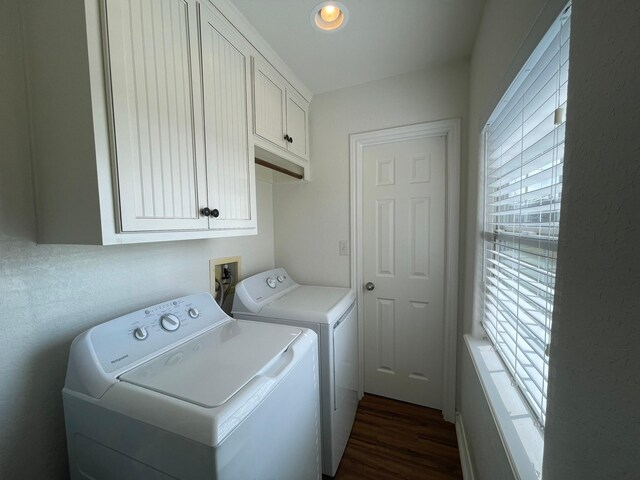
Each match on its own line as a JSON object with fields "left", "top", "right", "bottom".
{"left": 22, "top": 0, "right": 310, "bottom": 244}
{"left": 198, "top": 4, "right": 256, "bottom": 231}
{"left": 253, "top": 60, "right": 288, "bottom": 150}
{"left": 107, "top": 0, "right": 255, "bottom": 234}
{"left": 252, "top": 57, "right": 310, "bottom": 163}
{"left": 105, "top": 0, "right": 208, "bottom": 232}
{"left": 285, "top": 88, "right": 309, "bottom": 160}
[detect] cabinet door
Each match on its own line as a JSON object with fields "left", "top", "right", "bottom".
{"left": 104, "top": 0, "right": 208, "bottom": 232}
{"left": 199, "top": 4, "right": 257, "bottom": 230}
{"left": 285, "top": 88, "right": 310, "bottom": 161}
{"left": 253, "top": 58, "right": 287, "bottom": 149}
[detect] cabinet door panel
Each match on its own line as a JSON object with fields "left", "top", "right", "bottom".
{"left": 253, "top": 58, "right": 287, "bottom": 149}
{"left": 286, "top": 89, "right": 309, "bottom": 160}
{"left": 199, "top": 5, "right": 256, "bottom": 230}
{"left": 105, "top": 0, "right": 207, "bottom": 232}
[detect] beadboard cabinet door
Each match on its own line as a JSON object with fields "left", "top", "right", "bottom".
{"left": 105, "top": 0, "right": 208, "bottom": 232}
{"left": 286, "top": 88, "right": 309, "bottom": 160}
{"left": 198, "top": 4, "right": 257, "bottom": 231}
{"left": 253, "top": 58, "right": 288, "bottom": 150}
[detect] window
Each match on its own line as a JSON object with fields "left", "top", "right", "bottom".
{"left": 481, "top": 4, "right": 571, "bottom": 428}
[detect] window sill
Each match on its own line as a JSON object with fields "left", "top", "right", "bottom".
{"left": 464, "top": 334, "right": 543, "bottom": 480}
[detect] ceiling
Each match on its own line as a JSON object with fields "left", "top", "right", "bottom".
{"left": 232, "top": 0, "right": 486, "bottom": 94}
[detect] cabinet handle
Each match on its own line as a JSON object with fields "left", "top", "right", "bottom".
{"left": 211, "top": 209, "right": 220, "bottom": 218}
{"left": 200, "top": 207, "right": 211, "bottom": 217}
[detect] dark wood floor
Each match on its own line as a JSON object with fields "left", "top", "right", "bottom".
{"left": 333, "top": 394, "right": 463, "bottom": 480}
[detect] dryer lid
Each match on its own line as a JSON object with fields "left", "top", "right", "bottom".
{"left": 259, "top": 286, "right": 356, "bottom": 325}
{"left": 119, "top": 320, "right": 301, "bottom": 408}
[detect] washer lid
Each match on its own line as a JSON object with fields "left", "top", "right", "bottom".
{"left": 260, "top": 286, "right": 356, "bottom": 325}
{"left": 119, "top": 319, "right": 301, "bottom": 408}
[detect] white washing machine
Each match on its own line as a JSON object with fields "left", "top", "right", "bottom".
{"left": 63, "top": 292, "right": 321, "bottom": 480}
{"left": 232, "top": 268, "right": 358, "bottom": 477}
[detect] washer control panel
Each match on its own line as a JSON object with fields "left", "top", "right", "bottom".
{"left": 89, "top": 293, "right": 227, "bottom": 374}
{"left": 232, "top": 268, "right": 298, "bottom": 314}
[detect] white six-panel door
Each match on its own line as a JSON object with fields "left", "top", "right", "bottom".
{"left": 105, "top": 0, "right": 208, "bottom": 232}
{"left": 362, "top": 136, "right": 447, "bottom": 408}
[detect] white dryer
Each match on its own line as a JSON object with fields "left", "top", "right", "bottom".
{"left": 63, "top": 293, "right": 321, "bottom": 480}
{"left": 232, "top": 268, "right": 358, "bottom": 477}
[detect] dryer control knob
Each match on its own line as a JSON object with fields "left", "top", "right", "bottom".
{"left": 266, "top": 277, "right": 277, "bottom": 288}
{"left": 160, "top": 314, "right": 180, "bottom": 332}
{"left": 188, "top": 307, "right": 200, "bottom": 319}
{"left": 133, "top": 327, "right": 148, "bottom": 341}
{"left": 276, "top": 275, "right": 284, "bottom": 283}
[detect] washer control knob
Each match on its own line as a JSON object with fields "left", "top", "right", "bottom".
{"left": 160, "top": 314, "right": 180, "bottom": 332}
{"left": 266, "top": 277, "right": 277, "bottom": 288}
{"left": 188, "top": 307, "right": 200, "bottom": 319}
{"left": 133, "top": 327, "right": 148, "bottom": 341}
{"left": 276, "top": 275, "right": 284, "bottom": 283}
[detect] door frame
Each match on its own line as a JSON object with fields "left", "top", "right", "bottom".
{"left": 349, "top": 119, "right": 461, "bottom": 422}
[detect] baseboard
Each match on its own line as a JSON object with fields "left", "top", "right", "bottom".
{"left": 456, "top": 412, "right": 475, "bottom": 480}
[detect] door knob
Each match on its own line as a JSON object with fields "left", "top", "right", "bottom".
{"left": 365, "top": 282, "right": 375, "bottom": 291}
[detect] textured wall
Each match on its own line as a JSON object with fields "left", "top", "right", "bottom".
{"left": 273, "top": 63, "right": 469, "bottom": 287}
{"left": 543, "top": 1, "right": 640, "bottom": 478}
{"left": 462, "top": 1, "right": 640, "bottom": 479}
{"left": 459, "top": 346, "right": 513, "bottom": 479}
{"left": 458, "top": 0, "right": 564, "bottom": 478}
{"left": 0, "top": 1, "right": 275, "bottom": 477}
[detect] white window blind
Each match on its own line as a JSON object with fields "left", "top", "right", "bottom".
{"left": 481, "top": 5, "right": 571, "bottom": 427}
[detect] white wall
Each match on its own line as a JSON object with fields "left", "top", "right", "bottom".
{"left": 459, "top": 347, "right": 513, "bottom": 479}
{"left": 273, "top": 63, "right": 469, "bottom": 287}
{"left": 543, "top": 1, "right": 640, "bottom": 478}
{"left": 462, "top": 1, "right": 640, "bottom": 479}
{"left": 459, "top": 0, "right": 565, "bottom": 477}
{"left": 0, "top": 1, "right": 275, "bottom": 476}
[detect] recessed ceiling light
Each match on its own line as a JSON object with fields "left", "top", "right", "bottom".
{"left": 310, "top": 2, "right": 349, "bottom": 32}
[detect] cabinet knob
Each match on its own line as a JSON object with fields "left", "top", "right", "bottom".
{"left": 289, "top": 136, "right": 293, "bottom": 144}
{"left": 200, "top": 207, "right": 211, "bottom": 217}
{"left": 284, "top": 134, "right": 290, "bottom": 142}
{"left": 211, "top": 209, "right": 220, "bottom": 218}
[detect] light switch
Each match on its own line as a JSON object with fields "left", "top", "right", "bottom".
{"left": 339, "top": 240, "right": 349, "bottom": 256}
